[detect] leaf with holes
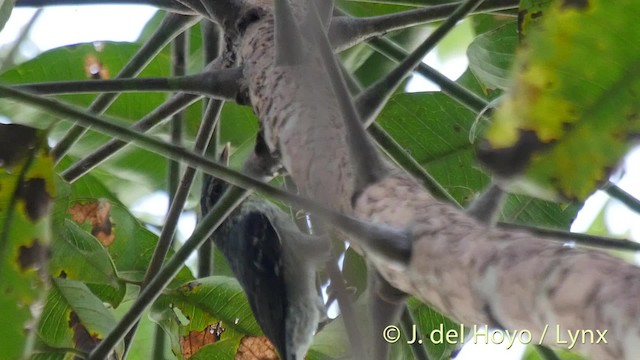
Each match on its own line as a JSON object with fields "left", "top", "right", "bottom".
{"left": 480, "top": 0, "right": 640, "bottom": 200}
{"left": 0, "top": 123, "right": 54, "bottom": 359}
{"left": 151, "top": 276, "right": 261, "bottom": 359}
{"left": 51, "top": 158, "right": 194, "bottom": 291}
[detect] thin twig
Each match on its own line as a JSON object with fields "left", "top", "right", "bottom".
{"left": 12, "top": 68, "right": 243, "bottom": 99}
{"left": 88, "top": 185, "right": 252, "bottom": 359}
{"left": 368, "top": 37, "right": 488, "bottom": 113}
{"left": 603, "top": 181, "right": 640, "bottom": 215}
{"left": 61, "top": 93, "right": 201, "bottom": 182}
{"left": 15, "top": 0, "right": 195, "bottom": 13}
{"left": 197, "top": 20, "right": 222, "bottom": 278}
{"left": 331, "top": 0, "right": 518, "bottom": 51}
{"left": 0, "top": 8, "right": 43, "bottom": 71}
{"left": 354, "top": 0, "right": 486, "bottom": 125}
{"left": 168, "top": 30, "right": 188, "bottom": 203}
{"left": 498, "top": 222, "right": 640, "bottom": 251}
{"left": 0, "top": 83, "right": 412, "bottom": 265}
{"left": 51, "top": 13, "right": 199, "bottom": 162}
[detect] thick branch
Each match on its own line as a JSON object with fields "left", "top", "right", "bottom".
{"left": 238, "top": 5, "right": 640, "bottom": 359}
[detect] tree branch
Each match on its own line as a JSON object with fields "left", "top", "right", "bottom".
{"left": 499, "top": 222, "right": 640, "bottom": 252}
{"left": 603, "top": 181, "right": 640, "bottom": 214}
{"left": 330, "top": 0, "right": 518, "bottom": 52}
{"left": 51, "top": 12, "right": 199, "bottom": 162}
{"left": 354, "top": 0, "right": 486, "bottom": 126}
{"left": 15, "top": 0, "right": 195, "bottom": 13}
{"left": 61, "top": 93, "right": 201, "bottom": 182}
{"left": 238, "top": 5, "right": 640, "bottom": 358}
{"left": 368, "top": 37, "right": 488, "bottom": 113}
{"left": 12, "top": 68, "right": 243, "bottom": 100}
{"left": 0, "top": 84, "right": 411, "bottom": 263}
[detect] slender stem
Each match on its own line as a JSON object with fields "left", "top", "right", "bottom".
{"left": 368, "top": 37, "right": 488, "bottom": 113}
{"left": 355, "top": 0, "right": 486, "bottom": 125}
{"left": 368, "top": 123, "right": 458, "bottom": 204}
{"left": 400, "top": 309, "right": 430, "bottom": 360}
{"left": 168, "top": 30, "right": 188, "bottom": 203}
{"left": 1, "top": 9, "right": 43, "bottom": 71}
{"left": 15, "top": 0, "right": 195, "bottom": 13}
{"left": 61, "top": 93, "right": 201, "bottom": 182}
{"left": 144, "top": 99, "right": 223, "bottom": 292}
{"left": 88, "top": 185, "right": 252, "bottom": 359}
{"left": 197, "top": 20, "right": 222, "bottom": 278}
{"left": 342, "top": 57, "right": 457, "bottom": 205}
{"left": 331, "top": 0, "right": 518, "bottom": 52}
{"left": 12, "top": 68, "right": 243, "bottom": 99}
{"left": 51, "top": 13, "right": 199, "bottom": 162}
{"left": 603, "top": 182, "right": 640, "bottom": 214}
{"left": 0, "top": 84, "right": 412, "bottom": 265}
{"left": 152, "top": 326, "right": 167, "bottom": 359}
{"left": 498, "top": 223, "right": 640, "bottom": 251}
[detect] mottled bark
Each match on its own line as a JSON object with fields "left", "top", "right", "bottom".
{"left": 235, "top": 3, "right": 640, "bottom": 359}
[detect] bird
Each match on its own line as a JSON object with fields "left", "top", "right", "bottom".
{"left": 201, "top": 167, "right": 328, "bottom": 360}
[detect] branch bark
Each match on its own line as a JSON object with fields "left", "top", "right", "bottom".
{"left": 239, "top": 3, "right": 640, "bottom": 360}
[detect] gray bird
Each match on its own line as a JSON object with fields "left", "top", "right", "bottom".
{"left": 201, "top": 172, "right": 328, "bottom": 360}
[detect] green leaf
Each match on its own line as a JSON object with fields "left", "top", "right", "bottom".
{"left": 49, "top": 218, "right": 120, "bottom": 287}
{"left": 467, "top": 22, "right": 518, "bottom": 90}
{"left": 404, "top": 298, "right": 462, "bottom": 360}
{"left": 0, "top": 41, "right": 175, "bottom": 200}
{"left": 377, "top": 92, "right": 579, "bottom": 228}
{"left": 190, "top": 338, "right": 241, "bottom": 360}
{"left": 151, "top": 276, "right": 261, "bottom": 357}
{"left": 518, "top": 0, "right": 554, "bottom": 38}
{"left": 0, "top": 123, "right": 54, "bottom": 359}
{"left": 37, "top": 278, "right": 123, "bottom": 357}
{"left": 483, "top": 0, "right": 640, "bottom": 200}
{"left": 52, "top": 158, "right": 194, "bottom": 287}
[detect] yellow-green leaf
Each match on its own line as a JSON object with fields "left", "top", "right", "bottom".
{"left": 0, "top": 123, "right": 54, "bottom": 359}
{"left": 480, "top": 0, "right": 640, "bottom": 200}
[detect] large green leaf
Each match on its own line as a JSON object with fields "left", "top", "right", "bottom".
{"left": 52, "top": 159, "right": 194, "bottom": 289}
{"left": 36, "top": 278, "right": 123, "bottom": 357}
{"left": 0, "top": 124, "right": 54, "bottom": 359}
{"left": 377, "top": 91, "right": 579, "bottom": 228}
{"left": 0, "top": 41, "right": 177, "bottom": 201}
{"left": 482, "top": 0, "right": 640, "bottom": 200}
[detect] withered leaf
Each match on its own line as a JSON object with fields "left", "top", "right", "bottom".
{"left": 180, "top": 322, "right": 226, "bottom": 359}
{"left": 84, "top": 55, "right": 110, "bottom": 79}
{"left": 235, "top": 336, "right": 279, "bottom": 360}
{"left": 68, "top": 200, "right": 115, "bottom": 246}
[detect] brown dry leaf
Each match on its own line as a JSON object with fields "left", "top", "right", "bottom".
{"left": 235, "top": 336, "right": 279, "bottom": 360}
{"left": 180, "top": 322, "right": 225, "bottom": 359}
{"left": 68, "top": 200, "right": 115, "bottom": 246}
{"left": 84, "top": 55, "right": 110, "bottom": 79}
